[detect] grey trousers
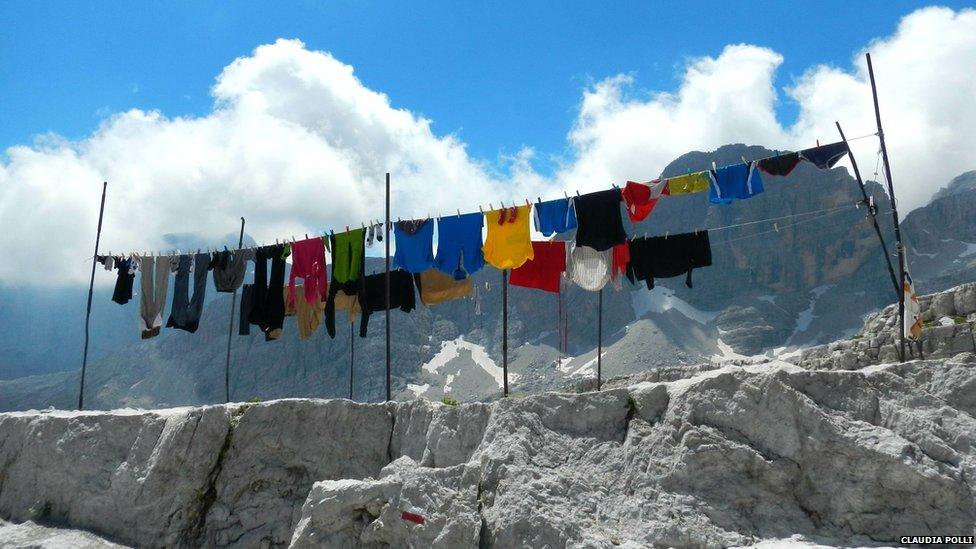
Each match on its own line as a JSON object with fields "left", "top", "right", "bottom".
{"left": 139, "top": 255, "right": 172, "bottom": 339}
{"left": 167, "top": 253, "right": 211, "bottom": 333}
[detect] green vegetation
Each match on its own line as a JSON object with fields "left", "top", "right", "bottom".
{"left": 441, "top": 396, "right": 459, "bottom": 406}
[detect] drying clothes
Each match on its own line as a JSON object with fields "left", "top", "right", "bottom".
{"left": 239, "top": 284, "right": 254, "bottom": 336}
{"left": 757, "top": 152, "right": 800, "bottom": 177}
{"left": 282, "top": 283, "right": 325, "bottom": 339}
{"left": 574, "top": 188, "right": 627, "bottom": 252}
{"left": 415, "top": 268, "right": 473, "bottom": 305}
{"left": 799, "top": 142, "right": 848, "bottom": 169}
{"left": 289, "top": 237, "right": 328, "bottom": 306}
{"left": 611, "top": 241, "right": 630, "bottom": 281}
{"left": 248, "top": 245, "right": 289, "bottom": 341}
{"left": 568, "top": 244, "right": 612, "bottom": 292}
{"left": 97, "top": 255, "right": 115, "bottom": 271}
{"left": 708, "top": 162, "right": 764, "bottom": 204}
{"left": 622, "top": 180, "right": 667, "bottom": 222}
{"left": 509, "top": 241, "right": 567, "bottom": 294}
{"left": 138, "top": 255, "right": 172, "bottom": 339}
{"left": 434, "top": 213, "right": 485, "bottom": 279}
{"left": 112, "top": 257, "right": 135, "bottom": 305}
{"left": 483, "top": 205, "right": 534, "bottom": 270}
{"left": 666, "top": 172, "right": 710, "bottom": 195}
{"left": 166, "top": 253, "right": 211, "bottom": 333}
{"left": 212, "top": 249, "right": 253, "bottom": 293}
{"left": 393, "top": 219, "right": 435, "bottom": 273}
{"left": 534, "top": 197, "right": 577, "bottom": 236}
{"left": 325, "top": 229, "right": 366, "bottom": 338}
{"left": 626, "top": 231, "right": 712, "bottom": 290}
{"left": 332, "top": 290, "right": 362, "bottom": 323}
{"left": 360, "top": 270, "right": 416, "bottom": 337}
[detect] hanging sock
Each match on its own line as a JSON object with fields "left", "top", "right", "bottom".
{"left": 622, "top": 180, "right": 667, "bottom": 222}
{"left": 626, "top": 231, "right": 712, "bottom": 290}
{"left": 509, "top": 241, "right": 567, "bottom": 293}
{"left": 434, "top": 213, "right": 485, "bottom": 280}
{"left": 166, "top": 252, "right": 211, "bottom": 333}
{"left": 574, "top": 188, "right": 627, "bottom": 252}
{"left": 483, "top": 205, "right": 534, "bottom": 270}
{"left": 708, "top": 161, "right": 764, "bottom": 204}
{"left": 534, "top": 197, "right": 577, "bottom": 236}
{"left": 799, "top": 142, "right": 848, "bottom": 169}
{"left": 665, "top": 172, "right": 710, "bottom": 195}
{"left": 138, "top": 255, "right": 173, "bottom": 339}
{"left": 757, "top": 151, "right": 801, "bottom": 176}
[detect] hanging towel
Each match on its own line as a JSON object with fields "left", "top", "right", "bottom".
{"left": 799, "top": 142, "right": 848, "bottom": 169}
{"left": 325, "top": 228, "right": 366, "bottom": 338}
{"left": 393, "top": 219, "right": 435, "bottom": 273}
{"left": 708, "top": 162, "right": 764, "bottom": 204}
{"left": 665, "top": 172, "right": 710, "bottom": 195}
{"left": 166, "top": 252, "right": 211, "bottom": 333}
{"left": 248, "top": 244, "right": 289, "bottom": 341}
{"left": 483, "top": 205, "right": 534, "bottom": 270}
{"left": 434, "top": 213, "right": 485, "bottom": 279}
{"left": 138, "top": 255, "right": 173, "bottom": 339}
{"left": 360, "top": 270, "right": 416, "bottom": 337}
{"left": 509, "top": 241, "right": 567, "bottom": 294}
{"left": 758, "top": 152, "right": 800, "bottom": 176}
{"left": 574, "top": 188, "right": 627, "bottom": 252}
{"left": 568, "top": 244, "right": 611, "bottom": 292}
{"left": 415, "top": 268, "right": 473, "bottom": 305}
{"left": 534, "top": 197, "right": 577, "bottom": 236}
{"left": 626, "top": 231, "right": 712, "bottom": 290}
{"left": 622, "top": 180, "right": 668, "bottom": 223}
{"left": 289, "top": 237, "right": 328, "bottom": 306}
{"left": 212, "top": 249, "right": 253, "bottom": 293}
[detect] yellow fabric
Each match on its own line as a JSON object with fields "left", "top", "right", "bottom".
{"left": 417, "top": 269, "right": 472, "bottom": 306}
{"left": 666, "top": 172, "right": 710, "bottom": 195}
{"left": 282, "top": 284, "right": 325, "bottom": 340}
{"left": 482, "top": 205, "right": 534, "bottom": 270}
{"left": 333, "top": 290, "right": 361, "bottom": 323}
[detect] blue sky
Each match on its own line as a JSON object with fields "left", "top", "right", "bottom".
{"left": 2, "top": 1, "right": 963, "bottom": 169}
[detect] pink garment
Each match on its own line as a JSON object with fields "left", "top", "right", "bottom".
{"left": 288, "top": 237, "right": 328, "bottom": 306}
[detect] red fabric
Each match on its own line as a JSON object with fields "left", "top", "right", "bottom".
{"left": 622, "top": 181, "right": 661, "bottom": 222}
{"left": 401, "top": 511, "right": 426, "bottom": 524}
{"left": 288, "top": 237, "right": 328, "bottom": 306}
{"left": 611, "top": 241, "right": 630, "bottom": 281}
{"left": 509, "top": 241, "right": 567, "bottom": 293}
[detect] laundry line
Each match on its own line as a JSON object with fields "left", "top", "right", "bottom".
{"left": 710, "top": 204, "right": 858, "bottom": 247}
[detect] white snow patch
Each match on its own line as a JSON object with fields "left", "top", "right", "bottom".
{"left": 959, "top": 242, "right": 976, "bottom": 258}
{"left": 630, "top": 285, "right": 719, "bottom": 324}
{"left": 406, "top": 383, "right": 430, "bottom": 397}
{"left": 711, "top": 338, "right": 751, "bottom": 362}
{"left": 757, "top": 295, "right": 776, "bottom": 304}
{"left": 422, "top": 336, "right": 505, "bottom": 389}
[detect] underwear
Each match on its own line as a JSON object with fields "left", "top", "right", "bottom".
{"left": 415, "top": 268, "right": 473, "bottom": 305}
{"left": 534, "top": 197, "right": 577, "bottom": 236}
{"left": 708, "top": 161, "right": 764, "bottom": 204}
{"left": 574, "top": 188, "right": 626, "bottom": 252}
{"left": 626, "top": 231, "right": 712, "bottom": 290}
{"left": 568, "top": 244, "right": 611, "bottom": 292}
{"left": 393, "top": 219, "right": 435, "bottom": 273}
{"left": 665, "top": 172, "right": 710, "bottom": 195}
{"left": 758, "top": 152, "right": 800, "bottom": 176}
{"left": 434, "top": 213, "right": 484, "bottom": 279}
{"left": 799, "top": 142, "right": 848, "bottom": 169}
{"left": 622, "top": 180, "right": 667, "bottom": 222}
{"left": 360, "top": 270, "right": 416, "bottom": 337}
{"left": 509, "top": 241, "right": 567, "bottom": 294}
{"left": 483, "top": 205, "right": 534, "bottom": 270}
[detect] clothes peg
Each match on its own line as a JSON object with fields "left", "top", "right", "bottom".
{"left": 575, "top": 190, "right": 580, "bottom": 197}
{"left": 479, "top": 205, "right": 484, "bottom": 213}
{"left": 711, "top": 161, "right": 717, "bottom": 171}
{"left": 500, "top": 201, "right": 505, "bottom": 209}
{"left": 525, "top": 198, "right": 530, "bottom": 208}
{"left": 489, "top": 203, "right": 494, "bottom": 210}
{"left": 457, "top": 209, "right": 461, "bottom": 218}
{"left": 537, "top": 196, "right": 542, "bottom": 204}
{"left": 345, "top": 225, "right": 350, "bottom": 232}
{"left": 665, "top": 231, "right": 669, "bottom": 240}
{"left": 774, "top": 223, "right": 779, "bottom": 232}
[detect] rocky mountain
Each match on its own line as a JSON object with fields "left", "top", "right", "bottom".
{"left": 1, "top": 145, "right": 972, "bottom": 411}
{"left": 1, "top": 282, "right": 975, "bottom": 547}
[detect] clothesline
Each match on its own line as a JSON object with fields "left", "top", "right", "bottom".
{"left": 97, "top": 136, "right": 873, "bottom": 259}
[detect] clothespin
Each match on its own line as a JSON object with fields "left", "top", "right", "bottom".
{"left": 774, "top": 223, "right": 779, "bottom": 232}
{"left": 489, "top": 203, "right": 494, "bottom": 210}
{"left": 575, "top": 190, "right": 580, "bottom": 197}
{"left": 525, "top": 198, "right": 530, "bottom": 208}
{"left": 456, "top": 209, "right": 461, "bottom": 218}
{"left": 305, "top": 233, "right": 309, "bottom": 239}
{"left": 345, "top": 225, "right": 350, "bottom": 233}
{"left": 711, "top": 161, "right": 717, "bottom": 171}
{"left": 563, "top": 191, "right": 569, "bottom": 200}
{"left": 479, "top": 205, "right": 484, "bottom": 213}
{"left": 500, "top": 201, "right": 505, "bottom": 209}
{"left": 741, "top": 156, "right": 748, "bottom": 164}
{"left": 665, "top": 231, "right": 669, "bottom": 240}
{"left": 537, "top": 196, "right": 541, "bottom": 204}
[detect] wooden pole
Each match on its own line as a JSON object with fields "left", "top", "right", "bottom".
{"left": 866, "top": 53, "right": 906, "bottom": 362}
{"left": 224, "top": 217, "right": 245, "bottom": 404}
{"left": 597, "top": 288, "right": 602, "bottom": 391}
{"left": 385, "top": 172, "right": 392, "bottom": 401}
{"left": 502, "top": 269, "right": 509, "bottom": 397}
{"left": 79, "top": 181, "right": 108, "bottom": 410}
{"left": 835, "top": 122, "right": 899, "bottom": 299}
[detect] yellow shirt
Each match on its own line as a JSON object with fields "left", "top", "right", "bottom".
{"left": 666, "top": 172, "right": 710, "bottom": 195}
{"left": 483, "top": 205, "right": 535, "bottom": 270}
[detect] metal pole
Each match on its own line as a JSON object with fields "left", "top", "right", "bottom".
{"left": 385, "top": 172, "right": 392, "bottom": 401}
{"left": 835, "top": 122, "right": 899, "bottom": 299}
{"left": 866, "top": 52, "right": 906, "bottom": 362}
{"left": 597, "top": 288, "right": 602, "bottom": 391}
{"left": 349, "top": 321, "right": 354, "bottom": 400}
{"left": 224, "top": 217, "right": 245, "bottom": 404}
{"left": 502, "top": 269, "right": 509, "bottom": 397}
{"left": 79, "top": 181, "right": 107, "bottom": 411}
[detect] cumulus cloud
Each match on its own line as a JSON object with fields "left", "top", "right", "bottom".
{"left": 1, "top": 7, "right": 974, "bottom": 286}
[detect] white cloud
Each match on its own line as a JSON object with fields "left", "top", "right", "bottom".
{"left": 1, "top": 7, "right": 974, "bottom": 287}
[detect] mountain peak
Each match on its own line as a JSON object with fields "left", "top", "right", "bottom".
{"left": 931, "top": 170, "right": 976, "bottom": 203}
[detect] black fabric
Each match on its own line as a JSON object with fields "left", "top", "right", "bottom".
{"left": 626, "top": 231, "right": 712, "bottom": 290}
{"left": 248, "top": 245, "right": 288, "bottom": 341}
{"left": 166, "top": 253, "right": 211, "bottom": 333}
{"left": 359, "top": 270, "right": 416, "bottom": 337}
{"left": 574, "top": 188, "right": 626, "bottom": 252}
{"left": 112, "top": 257, "right": 135, "bottom": 305}
{"left": 212, "top": 249, "right": 251, "bottom": 292}
{"left": 239, "top": 283, "right": 254, "bottom": 336}
{"left": 799, "top": 142, "right": 848, "bottom": 169}
{"left": 757, "top": 152, "right": 800, "bottom": 176}
{"left": 324, "top": 231, "right": 366, "bottom": 338}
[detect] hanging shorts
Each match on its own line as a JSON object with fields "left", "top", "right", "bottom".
{"left": 799, "top": 142, "right": 848, "bottom": 169}
{"left": 534, "top": 197, "right": 577, "bottom": 236}
{"left": 483, "top": 205, "right": 534, "bottom": 270}
{"left": 708, "top": 161, "right": 764, "bottom": 205}
{"left": 509, "top": 241, "right": 567, "bottom": 293}
{"left": 434, "top": 212, "right": 484, "bottom": 279}
{"left": 393, "top": 219, "right": 435, "bottom": 273}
